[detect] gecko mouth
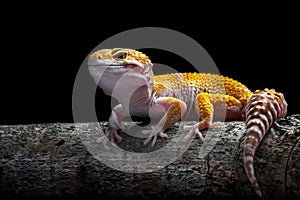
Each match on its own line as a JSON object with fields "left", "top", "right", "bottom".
{"left": 88, "top": 62, "right": 139, "bottom": 70}
{"left": 88, "top": 57, "right": 143, "bottom": 74}
{"left": 107, "top": 64, "right": 138, "bottom": 69}
{"left": 88, "top": 64, "right": 139, "bottom": 76}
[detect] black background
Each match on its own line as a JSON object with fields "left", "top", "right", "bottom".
{"left": 1, "top": 8, "right": 298, "bottom": 125}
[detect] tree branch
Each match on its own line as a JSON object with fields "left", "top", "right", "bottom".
{"left": 1, "top": 115, "right": 300, "bottom": 200}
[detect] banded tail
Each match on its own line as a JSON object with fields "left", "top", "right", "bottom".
{"left": 243, "top": 88, "right": 287, "bottom": 198}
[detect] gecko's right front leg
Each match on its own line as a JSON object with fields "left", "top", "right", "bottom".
{"left": 97, "top": 104, "right": 129, "bottom": 145}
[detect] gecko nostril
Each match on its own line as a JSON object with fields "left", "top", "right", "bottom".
{"left": 97, "top": 56, "right": 101, "bottom": 59}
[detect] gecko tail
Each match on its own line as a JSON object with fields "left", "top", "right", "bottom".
{"left": 243, "top": 88, "right": 287, "bottom": 198}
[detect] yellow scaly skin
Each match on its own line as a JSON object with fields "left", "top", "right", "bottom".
{"left": 88, "top": 48, "right": 287, "bottom": 198}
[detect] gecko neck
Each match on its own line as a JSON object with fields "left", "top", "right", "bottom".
{"left": 98, "top": 68, "right": 154, "bottom": 110}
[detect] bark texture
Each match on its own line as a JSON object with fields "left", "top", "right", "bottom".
{"left": 0, "top": 115, "right": 300, "bottom": 200}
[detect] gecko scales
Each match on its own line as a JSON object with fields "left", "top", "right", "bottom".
{"left": 87, "top": 48, "right": 287, "bottom": 198}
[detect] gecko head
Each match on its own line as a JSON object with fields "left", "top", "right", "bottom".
{"left": 88, "top": 48, "right": 154, "bottom": 96}
{"left": 88, "top": 48, "right": 153, "bottom": 75}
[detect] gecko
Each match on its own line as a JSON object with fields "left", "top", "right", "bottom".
{"left": 87, "top": 48, "right": 287, "bottom": 198}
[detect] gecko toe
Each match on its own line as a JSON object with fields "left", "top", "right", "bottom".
{"left": 182, "top": 125, "right": 193, "bottom": 131}
{"left": 209, "top": 121, "right": 222, "bottom": 128}
{"left": 96, "top": 136, "right": 107, "bottom": 143}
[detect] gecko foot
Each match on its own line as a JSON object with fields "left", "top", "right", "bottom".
{"left": 182, "top": 121, "right": 222, "bottom": 142}
{"left": 183, "top": 123, "right": 205, "bottom": 142}
{"left": 96, "top": 129, "right": 122, "bottom": 149}
{"left": 143, "top": 126, "right": 168, "bottom": 147}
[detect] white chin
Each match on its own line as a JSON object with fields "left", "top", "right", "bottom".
{"left": 88, "top": 66, "right": 106, "bottom": 83}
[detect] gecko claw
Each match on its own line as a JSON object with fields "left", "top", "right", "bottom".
{"left": 195, "top": 128, "right": 204, "bottom": 141}
{"left": 158, "top": 132, "right": 168, "bottom": 138}
{"left": 113, "top": 133, "right": 123, "bottom": 141}
{"left": 151, "top": 135, "right": 157, "bottom": 147}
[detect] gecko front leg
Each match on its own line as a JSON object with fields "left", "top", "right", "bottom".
{"left": 97, "top": 104, "right": 129, "bottom": 145}
{"left": 143, "top": 97, "right": 187, "bottom": 147}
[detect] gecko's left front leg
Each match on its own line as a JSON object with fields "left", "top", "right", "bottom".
{"left": 97, "top": 104, "right": 129, "bottom": 145}
{"left": 143, "top": 97, "right": 187, "bottom": 147}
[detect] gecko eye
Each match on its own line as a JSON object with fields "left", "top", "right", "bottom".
{"left": 114, "top": 52, "right": 128, "bottom": 59}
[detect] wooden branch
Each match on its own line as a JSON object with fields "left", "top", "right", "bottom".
{"left": 0, "top": 115, "right": 300, "bottom": 200}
